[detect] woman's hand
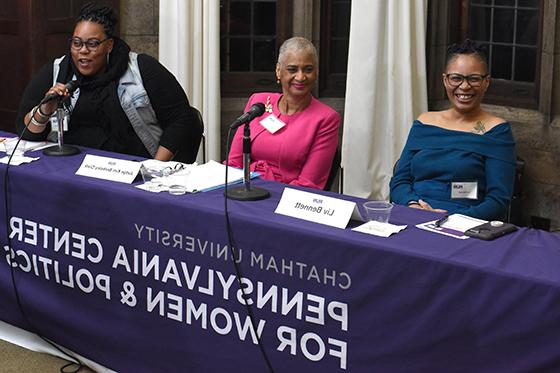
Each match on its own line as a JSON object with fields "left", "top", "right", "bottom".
{"left": 24, "top": 82, "right": 72, "bottom": 133}
{"left": 408, "top": 199, "right": 448, "bottom": 214}
{"left": 40, "top": 83, "right": 72, "bottom": 115}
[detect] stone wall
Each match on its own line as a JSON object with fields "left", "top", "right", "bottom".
{"left": 510, "top": 113, "right": 560, "bottom": 231}
{"left": 431, "top": 102, "right": 560, "bottom": 231}
{"left": 120, "top": 0, "right": 159, "bottom": 58}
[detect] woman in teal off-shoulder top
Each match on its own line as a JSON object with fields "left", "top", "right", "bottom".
{"left": 390, "top": 40, "right": 516, "bottom": 220}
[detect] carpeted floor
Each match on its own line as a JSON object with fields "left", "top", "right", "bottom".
{"left": 0, "top": 339, "right": 95, "bottom": 373}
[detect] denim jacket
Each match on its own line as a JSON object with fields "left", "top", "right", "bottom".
{"left": 52, "top": 52, "right": 161, "bottom": 156}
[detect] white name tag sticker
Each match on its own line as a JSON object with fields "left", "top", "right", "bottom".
{"left": 76, "top": 154, "right": 141, "bottom": 184}
{"left": 451, "top": 181, "right": 478, "bottom": 199}
{"left": 275, "top": 188, "right": 358, "bottom": 229}
{"left": 260, "top": 114, "right": 286, "bottom": 134}
{"left": 50, "top": 112, "right": 70, "bottom": 132}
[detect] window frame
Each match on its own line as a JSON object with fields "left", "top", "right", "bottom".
{"left": 427, "top": 0, "right": 557, "bottom": 115}
{"left": 220, "top": 0, "right": 292, "bottom": 97}
{"left": 319, "top": 0, "right": 351, "bottom": 98}
{"left": 457, "top": 0, "right": 544, "bottom": 109}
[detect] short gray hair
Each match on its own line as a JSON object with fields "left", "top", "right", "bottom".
{"left": 277, "top": 37, "right": 318, "bottom": 66}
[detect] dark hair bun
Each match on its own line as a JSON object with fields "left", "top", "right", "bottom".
{"left": 76, "top": 2, "right": 118, "bottom": 37}
{"left": 445, "top": 39, "right": 488, "bottom": 69}
{"left": 447, "top": 39, "right": 487, "bottom": 56}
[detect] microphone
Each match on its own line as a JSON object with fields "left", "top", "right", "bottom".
{"left": 41, "top": 79, "right": 81, "bottom": 157}
{"left": 40, "top": 80, "right": 79, "bottom": 104}
{"left": 230, "top": 103, "right": 265, "bottom": 129}
{"left": 224, "top": 101, "right": 270, "bottom": 201}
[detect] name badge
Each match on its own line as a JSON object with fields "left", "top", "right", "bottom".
{"left": 76, "top": 154, "right": 141, "bottom": 184}
{"left": 50, "top": 112, "right": 70, "bottom": 132}
{"left": 451, "top": 181, "right": 478, "bottom": 199}
{"left": 275, "top": 188, "right": 358, "bottom": 229}
{"left": 260, "top": 114, "right": 286, "bottom": 134}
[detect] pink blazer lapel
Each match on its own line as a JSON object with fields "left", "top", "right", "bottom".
{"left": 250, "top": 123, "right": 268, "bottom": 142}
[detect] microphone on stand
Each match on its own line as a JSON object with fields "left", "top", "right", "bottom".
{"left": 230, "top": 103, "right": 266, "bottom": 129}
{"left": 225, "top": 103, "right": 270, "bottom": 201}
{"left": 43, "top": 80, "right": 80, "bottom": 156}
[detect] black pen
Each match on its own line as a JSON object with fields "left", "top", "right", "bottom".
{"left": 434, "top": 215, "right": 449, "bottom": 228}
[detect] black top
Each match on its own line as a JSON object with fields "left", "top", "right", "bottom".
{"left": 15, "top": 46, "right": 202, "bottom": 162}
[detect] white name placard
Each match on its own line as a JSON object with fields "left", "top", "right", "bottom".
{"left": 275, "top": 188, "right": 358, "bottom": 229}
{"left": 76, "top": 154, "right": 141, "bottom": 184}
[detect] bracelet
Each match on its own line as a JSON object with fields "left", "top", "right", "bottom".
{"left": 30, "top": 111, "right": 49, "bottom": 127}
{"left": 30, "top": 116, "right": 48, "bottom": 127}
{"left": 30, "top": 106, "right": 49, "bottom": 127}
{"left": 37, "top": 105, "right": 53, "bottom": 118}
{"left": 32, "top": 105, "right": 47, "bottom": 119}
{"left": 407, "top": 201, "right": 420, "bottom": 206}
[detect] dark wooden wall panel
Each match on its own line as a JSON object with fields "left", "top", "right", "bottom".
{"left": 0, "top": 0, "right": 28, "bottom": 132}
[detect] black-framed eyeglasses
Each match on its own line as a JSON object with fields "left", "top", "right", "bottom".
{"left": 444, "top": 73, "right": 488, "bottom": 88}
{"left": 69, "top": 37, "right": 110, "bottom": 51}
{"left": 162, "top": 163, "right": 187, "bottom": 175}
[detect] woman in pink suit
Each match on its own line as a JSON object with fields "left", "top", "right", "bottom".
{"left": 228, "top": 37, "right": 340, "bottom": 190}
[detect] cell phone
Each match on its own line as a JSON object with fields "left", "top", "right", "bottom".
{"left": 464, "top": 221, "right": 517, "bottom": 240}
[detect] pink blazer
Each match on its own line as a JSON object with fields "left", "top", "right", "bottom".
{"left": 227, "top": 93, "right": 340, "bottom": 190}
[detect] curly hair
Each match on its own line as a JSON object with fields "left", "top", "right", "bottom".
{"left": 445, "top": 39, "right": 488, "bottom": 72}
{"left": 76, "top": 2, "right": 118, "bottom": 37}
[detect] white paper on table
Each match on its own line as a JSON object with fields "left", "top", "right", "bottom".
{"left": 1, "top": 137, "right": 51, "bottom": 153}
{"left": 0, "top": 155, "right": 40, "bottom": 165}
{"left": 27, "top": 142, "right": 58, "bottom": 152}
{"left": 136, "top": 183, "right": 167, "bottom": 193}
{"left": 416, "top": 213, "right": 486, "bottom": 239}
{"left": 137, "top": 160, "right": 252, "bottom": 193}
{"left": 187, "top": 160, "right": 247, "bottom": 192}
{"left": 352, "top": 221, "right": 407, "bottom": 237}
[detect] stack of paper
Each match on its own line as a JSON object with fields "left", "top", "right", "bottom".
{"left": 416, "top": 214, "right": 486, "bottom": 239}
{"left": 137, "top": 160, "right": 253, "bottom": 193}
{"left": 0, "top": 137, "right": 52, "bottom": 165}
{"left": 0, "top": 155, "right": 40, "bottom": 165}
{"left": 1, "top": 137, "right": 52, "bottom": 153}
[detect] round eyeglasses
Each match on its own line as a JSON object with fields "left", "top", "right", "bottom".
{"left": 444, "top": 73, "right": 488, "bottom": 88}
{"left": 69, "top": 37, "right": 110, "bottom": 51}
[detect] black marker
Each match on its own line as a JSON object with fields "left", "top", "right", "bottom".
{"left": 434, "top": 215, "right": 449, "bottom": 228}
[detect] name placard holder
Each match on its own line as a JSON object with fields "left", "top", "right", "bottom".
{"left": 76, "top": 154, "right": 141, "bottom": 184}
{"left": 275, "top": 188, "right": 358, "bottom": 229}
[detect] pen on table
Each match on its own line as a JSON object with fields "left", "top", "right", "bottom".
{"left": 434, "top": 215, "right": 449, "bottom": 228}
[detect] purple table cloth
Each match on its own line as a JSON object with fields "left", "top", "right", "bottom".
{"left": 1, "top": 144, "right": 560, "bottom": 372}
